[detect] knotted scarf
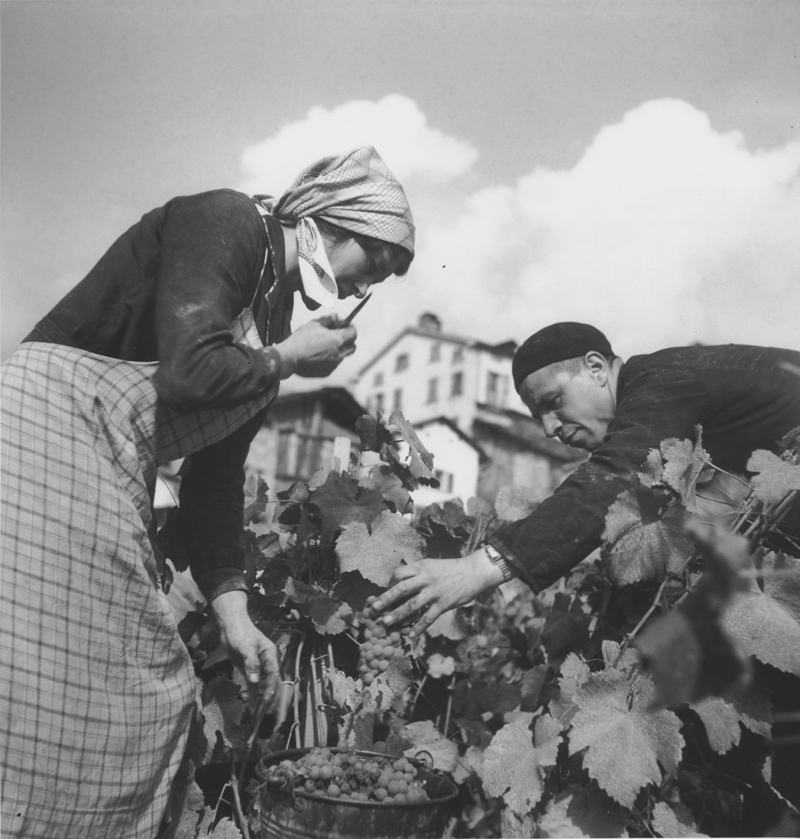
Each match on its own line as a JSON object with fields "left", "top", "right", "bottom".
{"left": 255, "top": 146, "right": 415, "bottom": 306}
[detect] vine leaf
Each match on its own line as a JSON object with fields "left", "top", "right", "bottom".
{"left": 550, "top": 653, "right": 590, "bottom": 728}
{"left": 659, "top": 430, "right": 715, "bottom": 511}
{"left": 746, "top": 450, "right": 800, "bottom": 504}
{"left": 401, "top": 720, "right": 458, "bottom": 773}
{"left": 541, "top": 593, "right": 591, "bottom": 661}
{"left": 336, "top": 510, "right": 424, "bottom": 586}
{"left": 568, "top": 670, "right": 684, "bottom": 808}
{"left": 383, "top": 653, "right": 414, "bottom": 699}
{"left": 538, "top": 784, "right": 628, "bottom": 838}
{"left": 481, "top": 715, "right": 561, "bottom": 815}
{"left": 201, "top": 675, "right": 246, "bottom": 760}
{"left": 651, "top": 801, "right": 708, "bottom": 838}
{"left": 332, "top": 571, "right": 382, "bottom": 612}
{"left": 635, "top": 605, "right": 748, "bottom": 709}
{"left": 520, "top": 664, "right": 549, "bottom": 712}
{"left": 601, "top": 640, "right": 639, "bottom": 672}
{"left": 309, "top": 471, "right": 385, "bottom": 545}
{"left": 173, "top": 780, "right": 207, "bottom": 839}
{"left": 243, "top": 473, "right": 270, "bottom": 524}
{"left": 638, "top": 448, "right": 665, "bottom": 488}
{"left": 722, "top": 551, "right": 800, "bottom": 675}
{"left": 426, "top": 653, "right": 456, "bottom": 678}
{"left": 691, "top": 680, "right": 772, "bottom": 755}
{"left": 602, "top": 487, "right": 694, "bottom": 585}
{"left": 636, "top": 522, "right": 754, "bottom": 705}
{"left": 309, "top": 595, "right": 349, "bottom": 635}
{"left": 356, "top": 413, "right": 396, "bottom": 453}
{"left": 387, "top": 410, "right": 437, "bottom": 484}
{"left": 426, "top": 607, "right": 469, "bottom": 640}
{"left": 360, "top": 464, "right": 412, "bottom": 514}
{"left": 283, "top": 578, "right": 322, "bottom": 605}
{"left": 207, "top": 817, "right": 243, "bottom": 838}
{"left": 327, "top": 666, "right": 362, "bottom": 712}
{"left": 495, "top": 485, "right": 540, "bottom": 521}
{"left": 453, "top": 745, "right": 485, "bottom": 784}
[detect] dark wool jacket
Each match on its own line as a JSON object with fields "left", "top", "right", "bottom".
{"left": 490, "top": 344, "right": 800, "bottom": 592}
{"left": 24, "top": 189, "right": 292, "bottom": 599}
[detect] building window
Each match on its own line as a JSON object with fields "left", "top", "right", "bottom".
{"left": 427, "top": 378, "right": 438, "bottom": 404}
{"left": 373, "top": 371, "right": 384, "bottom": 386}
{"left": 430, "top": 343, "right": 441, "bottom": 363}
{"left": 434, "top": 469, "right": 454, "bottom": 493}
{"left": 373, "top": 393, "right": 384, "bottom": 414}
{"left": 395, "top": 353, "right": 409, "bottom": 372}
{"left": 393, "top": 388, "right": 402, "bottom": 411}
{"left": 451, "top": 371, "right": 463, "bottom": 397}
{"left": 452, "top": 347, "right": 464, "bottom": 364}
{"left": 486, "top": 372, "right": 508, "bottom": 408}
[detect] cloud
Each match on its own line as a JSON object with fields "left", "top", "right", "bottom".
{"left": 407, "top": 98, "right": 800, "bottom": 360}
{"left": 238, "top": 94, "right": 478, "bottom": 195}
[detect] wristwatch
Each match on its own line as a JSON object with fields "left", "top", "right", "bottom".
{"left": 484, "top": 543, "right": 516, "bottom": 582}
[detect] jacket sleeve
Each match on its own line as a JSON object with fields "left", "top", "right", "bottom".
{"left": 178, "top": 407, "right": 269, "bottom": 600}
{"left": 151, "top": 190, "right": 283, "bottom": 411}
{"left": 489, "top": 364, "right": 710, "bottom": 593}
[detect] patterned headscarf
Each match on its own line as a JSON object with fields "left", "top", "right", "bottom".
{"left": 257, "top": 147, "right": 415, "bottom": 307}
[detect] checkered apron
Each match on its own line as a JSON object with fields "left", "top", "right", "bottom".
{"left": 0, "top": 302, "right": 278, "bottom": 838}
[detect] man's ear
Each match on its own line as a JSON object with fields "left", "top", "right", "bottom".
{"left": 585, "top": 351, "right": 608, "bottom": 383}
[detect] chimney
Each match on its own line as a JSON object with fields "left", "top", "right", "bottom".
{"left": 418, "top": 312, "right": 441, "bottom": 332}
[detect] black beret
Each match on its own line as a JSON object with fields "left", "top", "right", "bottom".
{"left": 512, "top": 322, "right": 614, "bottom": 391}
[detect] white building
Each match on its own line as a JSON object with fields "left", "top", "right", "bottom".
{"left": 354, "top": 312, "right": 527, "bottom": 428}
{"left": 353, "top": 313, "right": 584, "bottom": 506}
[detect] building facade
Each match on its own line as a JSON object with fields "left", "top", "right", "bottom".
{"left": 245, "top": 387, "right": 365, "bottom": 495}
{"left": 353, "top": 313, "right": 584, "bottom": 505}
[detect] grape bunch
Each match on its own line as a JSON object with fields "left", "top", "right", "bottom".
{"left": 264, "top": 748, "right": 430, "bottom": 804}
{"left": 358, "top": 596, "right": 405, "bottom": 685}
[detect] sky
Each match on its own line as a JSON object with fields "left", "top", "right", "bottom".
{"left": 2, "top": 0, "right": 799, "bottom": 390}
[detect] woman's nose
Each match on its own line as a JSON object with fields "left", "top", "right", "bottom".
{"left": 354, "top": 281, "right": 370, "bottom": 298}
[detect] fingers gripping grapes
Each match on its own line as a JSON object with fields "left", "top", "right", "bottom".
{"left": 370, "top": 557, "right": 491, "bottom": 637}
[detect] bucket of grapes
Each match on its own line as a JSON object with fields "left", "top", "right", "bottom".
{"left": 257, "top": 747, "right": 459, "bottom": 838}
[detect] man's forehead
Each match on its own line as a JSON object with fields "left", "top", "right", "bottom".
{"left": 520, "top": 367, "right": 562, "bottom": 409}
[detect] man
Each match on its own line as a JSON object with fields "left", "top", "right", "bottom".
{"left": 372, "top": 322, "right": 800, "bottom": 632}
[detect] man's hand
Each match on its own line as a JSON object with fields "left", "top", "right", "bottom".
{"left": 211, "top": 590, "right": 280, "bottom": 710}
{"left": 370, "top": 549, "right": 506, "bottom": 637}
{"left": 275, "top": 315, "right": 357, "bottom": 379}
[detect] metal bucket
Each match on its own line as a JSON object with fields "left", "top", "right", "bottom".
{"left": 256, "top": 748, "right": 459, "bottom": 839}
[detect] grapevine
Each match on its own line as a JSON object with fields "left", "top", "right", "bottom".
{"left": 165, "top": 414, "right": 800, "bottom": 838}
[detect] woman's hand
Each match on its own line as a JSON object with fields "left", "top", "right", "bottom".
{"left": 370, "top": 549, "right": 506, "bottom": 637}
{"left": 211, "top": 590, "right": 280, "bottom": 710}
{"left": 275, "top": 315, "right": 357, "bottom": 379}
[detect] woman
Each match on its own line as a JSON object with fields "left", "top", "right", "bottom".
{"left": 0, "top": 146, "right": 414, "bottom": 838}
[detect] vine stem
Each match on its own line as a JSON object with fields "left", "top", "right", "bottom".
{"left": 211, "top": 780, "right": 232, "bottom": 827}
{"left": 612, "top": 578, "right": 669, "bottom": 669}
{"left": 293, "top": 635, "right": 305, "bottom": 749}
{"left": 442, "top": 675, "right": 455, "bottom": 738}
{"left": 409, "top": 674, "right": 428, "bottom": 719}
{"left": 229, "top": 750, "right": 251, "bottom": 839}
